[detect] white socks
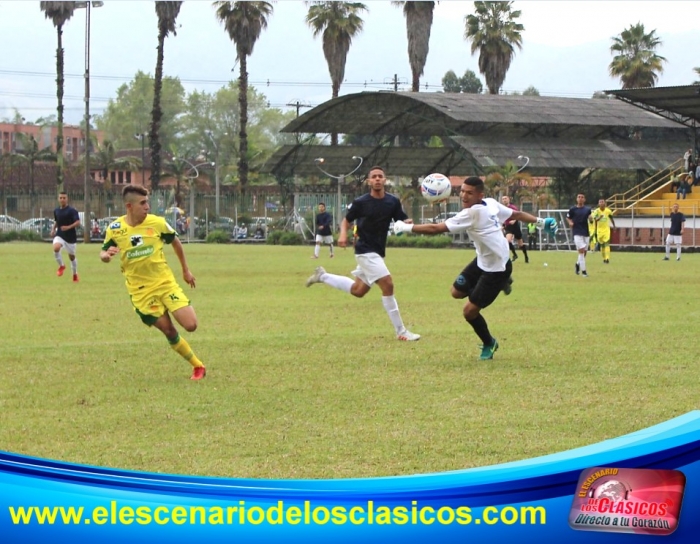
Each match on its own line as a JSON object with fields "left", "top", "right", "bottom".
{"left": 321, "top": 272, "right": 353, "bottom": 293}
{"left": 70, "top": 259, "right": 78, "bottom": 274}
{"left": 578, "top": 253, "right": 586, "bottom": 272}
{"left": 54, "top": 252, "right": 64, "bottom": 266}
{"left": 314, "top": 244, "right": 320, "bottom": 258}
{"left": 382, "top": 295, "right": 406, "bottom": 335}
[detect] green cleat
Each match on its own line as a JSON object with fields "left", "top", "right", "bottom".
{"left": 479, "top": 339, "right": 499, "bottom": 360}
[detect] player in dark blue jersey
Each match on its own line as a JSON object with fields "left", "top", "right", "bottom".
{"left": 51, "top": 192, "right": 81, "bottom": 282}
{"left": 566, "top": 193, "right": 592, "bottom": 277}
{"left": 305, "top": 166, "right": 419, "bottom": 341}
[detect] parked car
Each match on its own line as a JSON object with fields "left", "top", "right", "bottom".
{"left": 20, "top": 217, "right": 54, "bottom": 235}
{"left": 0, "top": 215, "right": 21, "bottom": 232}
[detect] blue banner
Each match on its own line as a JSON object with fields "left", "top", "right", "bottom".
{"left": 2, "top": 411, "right": 700, "bottom": 542}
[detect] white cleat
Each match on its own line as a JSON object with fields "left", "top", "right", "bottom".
{"left": 397, "top": 330, "right": 421, "bottom": 341}
{"left": 305, "top": 266, "right": 326, "bottom": 287}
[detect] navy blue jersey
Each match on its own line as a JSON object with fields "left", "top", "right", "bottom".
{"left": 316, "top": 211, "right": 333, "bottom": 236}
{"left": 567, "top": 205, "right": 592, "bottom": 236}
{"left": 346, "top": 192, "right": 407, "bottom": 257}
{"left": 669, "top": 212, "right": 686, "bottom": 235}
{"left": 54, "top": 205, "right": 80, "bottom": 243}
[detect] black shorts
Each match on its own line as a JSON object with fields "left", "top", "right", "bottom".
{"left": 504, "top": 223, "right": 523, "bottom": 240}
{"left": 452, "top": 259, "right": 513, "bottom": 309}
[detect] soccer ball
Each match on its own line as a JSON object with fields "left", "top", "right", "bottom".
{"left": 420, "top": 173, "right": 452, "bottom": 203}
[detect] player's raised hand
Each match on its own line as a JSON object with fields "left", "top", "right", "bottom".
{"left": 393, "top": 220, "right": 413, "bottom": 235}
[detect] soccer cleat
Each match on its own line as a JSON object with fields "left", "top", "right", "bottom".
{"left": 603, "top": 259, "right": 609, "bottom": 264}
{"left": 525, "top": 256, "right": 529, "bottom": 264}
{"left": 190, "top": 365, "right": 206, "bottom": 380}
{"left": 72, "top": 274, "right": 79, "bottom": 282}
{"left": 511, "top": 253, "right": 518, "bottom": 262}
{"left": 397, "top": 330, "right": 421, "bottom": 341}
{"left": 502, "top": 276, "right": 513, "bottom": 296}
{"left": 310, "top": 255, "right": 318, "bottom": 259}
{"left": 582, "top": 271, "right": 589, "bottom": 277}
{"left": 575, "top": 263, "right": 580, "bottom": 275}
{"left": 57, "top": 265, "right": 66, "bottom": 277}
{"left": 677, "top": 257, "right": 681, "bottom": 261}
{"left": 329, "top": 254, "right": 334, "bottom": 258}
{"left": 479, "top": 339, "right": 499, "bottom": 360}
{"left": 305, "top": 266, "right": 326, "bottom": 287}
{"left": 662, "top": 256, "right": 670, "bottom": 261}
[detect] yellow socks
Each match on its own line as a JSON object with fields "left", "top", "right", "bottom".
{"left": 169, "top": 334, "right": 204, "bottom": 368}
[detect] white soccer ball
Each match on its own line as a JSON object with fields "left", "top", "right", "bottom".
{"left": 420, "top": 173, "right": 452, "bottom": 203}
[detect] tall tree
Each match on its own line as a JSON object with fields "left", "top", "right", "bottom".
{"left": 150, "top": 1, "right": 183, "bottom": 191}
{"left": 214, "top": 1, "right": 273, "bottom": 195}
{"left": 464, "top": 1, "right": 524, "bottom": 95}
{"left": 609, "top": 23, "right": 666, "bottom": 89}
{"left": 392, "top": 1, "right": 434, "bottom": 92}
{"left": 40, "top": 1, "right": 76, "bottom": 192}
{"left": 306, "top": 1, "right": 367, "bottom": 145}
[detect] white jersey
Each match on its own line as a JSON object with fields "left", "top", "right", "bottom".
{"left": 445, "top": 198, "right": 513, "bottom": 272}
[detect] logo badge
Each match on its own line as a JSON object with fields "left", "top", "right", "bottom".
{"left": 569, "top": 467, "right": 685, "bottom": 536}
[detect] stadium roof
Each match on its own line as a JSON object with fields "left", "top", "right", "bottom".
{"left": 263, "top": 139, "right": 681, "bottom": 178}
{"left": 282, "top": 91, "right": 684, "bottom": 139}
{"left": 605, "top": 85, "right": 700, "bottom": 127}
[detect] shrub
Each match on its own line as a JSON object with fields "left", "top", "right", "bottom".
{"left": 206, "top": 230, "right": 231, "bottom": 244}
{"left": 0, "top": 230, "right": 45, "bottom": 243}
{"left": 386, "top": 234, "right": 453, "bottom": 249}
{"left": 279, "top": 232, "right": 304, "bottom": 245}
{"left": 266, "top": 230, "right": 285, "bottom": 245}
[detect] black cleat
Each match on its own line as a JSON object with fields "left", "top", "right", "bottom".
{"left": 575, "top": 263, "right": 580, "bottom": 275}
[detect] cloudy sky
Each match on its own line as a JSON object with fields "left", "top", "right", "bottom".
{"left": 1, "top": 0, "right": 698, "bottom": 125}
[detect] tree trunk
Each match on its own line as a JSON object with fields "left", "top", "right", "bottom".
{"left": 331, "top": 81, "right": 340, "bottom": 146}
{"left": 238, "top": 52, "right": 249, "bottom": 198}
{"left": 55, "top": 25, "right": 65, "bottom": 193}
{"left": 150, "top": 30, "right": 166, "bottom": 191}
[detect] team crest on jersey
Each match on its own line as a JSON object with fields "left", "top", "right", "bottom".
{"left": 110, "top": 221, "right": 121, "bottom": 229}
{"left": 130, "top": 235, "right": 144, "bottom": 247}
{"left": 147, "top": 228, "right": 155, "bottom": 236}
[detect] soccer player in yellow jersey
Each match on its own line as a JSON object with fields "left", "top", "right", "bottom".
{"left": 100, "top": 185, "right": 206, "bottom": 380}
{"left": 591, "top": 198, "right": 616, "bottom": 264}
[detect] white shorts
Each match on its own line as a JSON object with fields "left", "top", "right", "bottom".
{"left": 666, "top": 234, "right": 682, "bottom": 245}
{"left": 53, "top": 236, "right": 77, "bottom": 256}
{"left": 574, "top": 235, "right": 590, "bottom": 250}
{"left": 315, "top": 234, "right": 334, "bottom": 244}
{"left": 351, "top": 253, "right": 391, "bottom": 286}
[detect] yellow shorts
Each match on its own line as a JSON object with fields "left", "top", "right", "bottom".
{"left": 596, "top": 232, "right": 611, "bottom": 245}
{"left": 129, "top": 282, "right": 190, "bottom": 325}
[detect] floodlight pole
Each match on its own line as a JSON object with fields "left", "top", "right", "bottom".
{"left": 177, "top": 158, "right": 212, "bottom": 239}
{"left": 313, "top": 156, "right": 363, "bottom": 230}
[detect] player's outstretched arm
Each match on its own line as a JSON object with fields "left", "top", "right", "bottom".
{"left": 100, "top": 246, "right": 119, "bottom": 263}
{"left": 394, "top": 220, "right": 448, "bottom": 235}
{"left": 171, "top": 237, "right": 196, "bottom": 288}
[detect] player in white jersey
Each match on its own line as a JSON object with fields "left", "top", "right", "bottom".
{"left": 393, "top": 176, "right": 544, "bottom": 360}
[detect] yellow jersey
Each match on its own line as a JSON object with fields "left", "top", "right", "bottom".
{"left": 102, "top": 214, "right": 178, "bottom": 294}
{"left": 592, "top": 207, "right": 614, "bottom": 233}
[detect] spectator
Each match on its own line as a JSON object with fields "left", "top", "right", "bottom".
{"left": 237, "top": 225, "right": 248, "bottom": 239}
{"left": 683, "top": 148, "right": 692, "bottom": 172}
{"left": 254, "top": 224, "right": 265, "bottom": 239}
{"left": 676, "top": 174, "right": 690, "bottom": 200}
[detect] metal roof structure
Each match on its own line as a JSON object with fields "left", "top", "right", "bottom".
{"left": 264, "top": 91, "right": 688, "bottom": 177}
{"left": 282, "top": 91, "right": 684, "bottom": 139}
{"left": 605, "top": 85, "right": 700, "bottom": 127}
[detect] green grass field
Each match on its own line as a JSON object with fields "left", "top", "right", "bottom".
{"left": 1, "top": 241, "right": 697, "bottom": 480}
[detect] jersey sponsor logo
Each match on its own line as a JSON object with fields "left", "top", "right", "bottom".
{"left": 130, "top": 235, "right": 144, "bottom": 247}
{"left": 125, "top": 245, "right": 155, "bottom": 259}
{"left": 110, "top": 221, "right": 121, "bottom": 229}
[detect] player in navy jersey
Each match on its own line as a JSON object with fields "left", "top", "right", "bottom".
{"left": 663, "top": 203, "right": 686, "bottom": 261}
{"left": 567, "top": 193, "right": 592, "bottom": 277}
{"left": 311, "top": 202, "right": 334, "bottom": 259}
{"left": 305, "top": 165, "right": 419, "bottom": 341}
{"left": 51, "top": 192, "right": 81, "bottom": 282}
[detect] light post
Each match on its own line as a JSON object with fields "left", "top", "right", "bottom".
{"left": 205, "top": 130, "right": 227, "bottom": 219}
{"left": 313, "top": 156, "right": 364, "bottom": 230}
{"left": 176, "top": 158, "right": 213, "bottom": 239}
{"left": 76, "top": 0, "right": 103, "bottom": 244}
{"left": 134, "top": 133, "right": 146, "bottom": 185}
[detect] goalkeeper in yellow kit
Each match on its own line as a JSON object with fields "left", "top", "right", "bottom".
{"left": 591, "top": 198, "right": 616, "bottom": 263}
{"left": 100, "top": 185, "right": 206, "bottom": 380}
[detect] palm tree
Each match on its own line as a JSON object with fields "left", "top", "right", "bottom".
{"left": 86, "top": 139, "right": 141, "bottom": 190}
{"left": 305, "top": 1, "right": 367, "bottom": 145}
{"left": 464, "top": 1, "right": 524, "bottom": 95}
{"left": 392, "top": 1, "right": 435, "bottom": 92}
{"left": 484, "top": 160, "right": 533, "bottom": 201}
{"left": 150, "top": 1, "right": 183, "bottom": 192}
{"left": 13, "top": 134, "right": 57, "bottom": 217}
{"left": 40, "top": 1, "right": 76, "bottom": 192}
{"left": 214, "top": 1, "right": 273, "bottom": 196}
{"left": 693, "top": 67, "right": 700, "bottom": 85}
{"left": 609, "top": 23, "right": 666, "bottom": 89}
